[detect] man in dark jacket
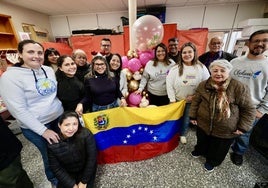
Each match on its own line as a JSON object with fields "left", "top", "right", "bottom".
{"left": 199, "top": 36, "right": 237, "bottom": 69}
{"left": 0, "top": 116, "right": 33, "bottom": 188}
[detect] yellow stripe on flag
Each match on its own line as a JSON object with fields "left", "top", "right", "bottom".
{"left": 83, "top": 101, "right": 186, "bottom": 134}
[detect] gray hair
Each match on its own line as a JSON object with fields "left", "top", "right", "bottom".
{"left": 209, "top": 59, "right": 233, "bottom": 72}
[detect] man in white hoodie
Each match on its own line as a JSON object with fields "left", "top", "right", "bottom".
{"left": 230, "top": 29, "right": 268, "bottom": 166}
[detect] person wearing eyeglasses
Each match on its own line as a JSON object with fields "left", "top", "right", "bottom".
{"left": 168, "top": 37, "right": 180, "bottom": 63}
{"left": 0, "top": 40, "right": 64, "bottom": 187}
{"left": 229, "top": 29, "right": 268, "bottom": 166}
{"left": 100, "top": 38, "right": 113, "bottom": 63}
{"left": 76, "top": 56, "right": 127, "bottom": 113}
{"left": 199, "top": 36, "right": 237, "bottom": 69}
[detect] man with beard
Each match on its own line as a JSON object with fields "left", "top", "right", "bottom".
{"left": 100, "top": 38, "right": 113, "bottom": 63}
{"left": 230, "top": 29, "right": 268, "bottom": 165}
{"left": 168, "top": 37, "right": 180, "bottom": 63}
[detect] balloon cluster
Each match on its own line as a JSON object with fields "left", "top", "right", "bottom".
{"left": 121, "top": 15, "right": 164, "bottom": 107}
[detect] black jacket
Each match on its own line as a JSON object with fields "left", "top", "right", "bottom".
{"left": 48, "top": 127, "right": 97, "bottom": 188}
{"left": 0, "top": 117, "right": 22, "bottom": 170}
{"left": 56, "top": 72, "right": 85, "bottom": 111}
{"left": 198, "top": 51, "right": 237, "bottom": 69}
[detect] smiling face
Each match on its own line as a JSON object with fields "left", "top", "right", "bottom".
{"left": 48, "top": 52, "right": 59, "bottom": 64}
{"left": 156, "top": 46, "right": 166, "bottom": 61}
{"left": 94, "top": 59, "right": 107, "bottom": 74}
{"left": 74, "top": 53, "right": 87, "bottom": 67}
{"left": 168, "top": 40, "right": 179, "bottom": 55}
{"left": 59, "top": 56, "right": 77, "bottom": 77}
{"left": 210, "top": 65, "right": 230, "bottom": 83}
{"left": 209, "top": 37, "right": 223, "bottom": 53}
{"left": 248, "top": 33, "right": 268, "bottom": 56}
{"left": 109, "top": 54, "right": 121, "bottom": 71}
{"left": 181, "top": 46, "right": 194, "bottom": 65}
{"left": 19, "top": 43, "right": 44, "bottom": 69}
{"left": 58, "top": 116, "right": 79, "bottom": 138}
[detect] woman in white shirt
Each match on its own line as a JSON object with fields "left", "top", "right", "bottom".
{"left": 166, "top": 42, "right": 210, "bottom": 144}
{"left": 136, "top": 43, "right": 176, "bottom": 106}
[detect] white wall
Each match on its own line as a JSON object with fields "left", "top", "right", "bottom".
{"left": 0, "top": 2, "right": 53, "bottom": 40}
{"left": 50, "top": 11, "right": 128, "bottom": 38}
{"left": 1, "top": 1, "right": 266, "bottom": 41}
{"left": 49, "top": 2, "right": 266, "bottom": 38}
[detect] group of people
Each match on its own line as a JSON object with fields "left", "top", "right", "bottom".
{"left": 0, "top": 29, "right": 267, "bottom": 187}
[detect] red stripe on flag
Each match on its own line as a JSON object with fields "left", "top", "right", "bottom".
{"left": 97, "top": 133, "right": 179, "bottom": 164}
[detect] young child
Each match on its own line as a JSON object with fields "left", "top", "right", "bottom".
{"left": 48, "top": 111, "right": 97, "bottom": 188}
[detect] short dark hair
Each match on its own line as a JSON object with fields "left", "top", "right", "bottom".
{"left": 249, "top": 29, "right": 268, "bottom": 41}
{"left": 168, "top": 37, "right": 179, "bottom": 43}
{"left": 101, "top": 38, "right": 111, "bottom": 43}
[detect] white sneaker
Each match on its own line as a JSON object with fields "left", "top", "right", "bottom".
{"left": 180, "top": 136, "right": 187, "bottom": 144}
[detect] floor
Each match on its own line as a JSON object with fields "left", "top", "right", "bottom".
{"left": 17, "top": 127, "right": 268, "bottom": 188}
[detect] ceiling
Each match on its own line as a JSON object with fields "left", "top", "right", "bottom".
{"left": 2, "top": 0, "right": 266, "bottom": 16}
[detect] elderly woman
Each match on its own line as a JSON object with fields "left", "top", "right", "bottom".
{"left": 189, "top": 59, "right": 255, "bottom": 172}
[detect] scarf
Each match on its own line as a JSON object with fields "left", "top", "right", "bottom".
{"left": 210, "top": 77, "right": 231, "bottom": 121}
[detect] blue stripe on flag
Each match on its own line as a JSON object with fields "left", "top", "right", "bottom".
{"left": 94, "top": 119, "right": 181, "bottom": 150}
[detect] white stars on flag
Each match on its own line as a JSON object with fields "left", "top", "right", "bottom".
{"left": 122, "top": 126, "right": 158, "bottom": 144}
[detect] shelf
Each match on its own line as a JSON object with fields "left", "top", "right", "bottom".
{"left": 0, "top": 14, "right": 18, "bottom": 50}
{"left": 0, "top": 32, "right": 15, "bottom": 36}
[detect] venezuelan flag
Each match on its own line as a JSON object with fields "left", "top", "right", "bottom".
{"left": 83, "top": 101, "right": 185, "bottom": 164}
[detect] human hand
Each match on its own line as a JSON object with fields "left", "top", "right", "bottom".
{"left": 75, "top": 103, "right": 83, "bottom": 116}
{"left": 186, "top": 95, "right": 194, "bottom": 102}
{"left": 120, "top": 98, "right": 128, "bottom": 107}
{"left": 42, "top": 129, "right": 59, "bottom": 144}
{"left": 190, "top": 120, "right": 197, "bottom": 125}
{"left": 78, "top": 182, "right": 87, "bottom": 188}
{"left": 134, "top": 90, "right": 142, "bottom": 95}
{"left": 256, "top": 110, "right": 263, "bottom": 119}
{"left": 233, "top": 129, "right": 243, "bottom": 135}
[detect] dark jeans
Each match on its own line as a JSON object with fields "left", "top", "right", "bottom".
{"left": 21, "top": 118, "right": 59, "bottom": 186}
{"left": 148, "top": 92, "right": 169, "bottom": 106}
{"left": 194, "top": 127, "right": 234, "bottom": 167}
{"left": 0, "top": 155, "right": 33, "bottom": 188}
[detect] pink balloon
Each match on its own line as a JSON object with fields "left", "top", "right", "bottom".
{"left": 139, "top": 52, "right": 152, "bottom": 67}
{"left": 132, "top": 15, "right": 164, "bottom": 51}
{"left": 121, "top": 56, "right": 129, "bottom": 69}
{"left": 128, "top": 92, "right": 142, "bottom": 106}
{"left": 128, "top": 58, "right": 142, "bottom": 73}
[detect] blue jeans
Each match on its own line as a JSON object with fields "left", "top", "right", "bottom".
{"left": 21, "top": 118, "right": 59, "bottom": 186}
{"left": 180, "top": 103, "right": 191, "bottom": 136}
{"left": 231, "top": 118, "right": 259, "bottom": 155}
{"left": 92, "top": 100, "right": 118, "bottom": 112}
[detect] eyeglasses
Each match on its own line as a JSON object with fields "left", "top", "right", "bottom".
{"left": 211, "top": 42, "right": 222, "bottom": 46}
{"left": 94, "top": 63, "right": 105, "bottom": 67}
{"left": 169, "top": 44, "right": 178, "bottom": 47}
{"left": 101, "top": 44, "right": 111, "bottom": 48}
{"left": 251, "top": 39, "right": 268, "bottom": 44}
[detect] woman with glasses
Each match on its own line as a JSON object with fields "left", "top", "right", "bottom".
{"left": 0, "top": 40, "right": 64, "bottom": 187}
{"left": 76, "top": 56, "right": 127, "bottom": 113}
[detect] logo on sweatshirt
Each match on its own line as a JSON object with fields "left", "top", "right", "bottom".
{"left": 233, "top": 69, "right": 262, "bottom": 79}
{"left": 94, "top": 114, "right": 109, "bottom": 130}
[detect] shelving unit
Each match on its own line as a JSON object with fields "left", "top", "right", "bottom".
{"left": 0, "top": 14, "right": 18, "bottom": 50}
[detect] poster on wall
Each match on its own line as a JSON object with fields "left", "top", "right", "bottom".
{"left": 18, "top": 32, "right": 30, "bottom": 41}
{"left": 55, "top": 37, "right": 70, "bottom": 46}
{"left": 233, "top": 38, "right": 249, "bottom": 56}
